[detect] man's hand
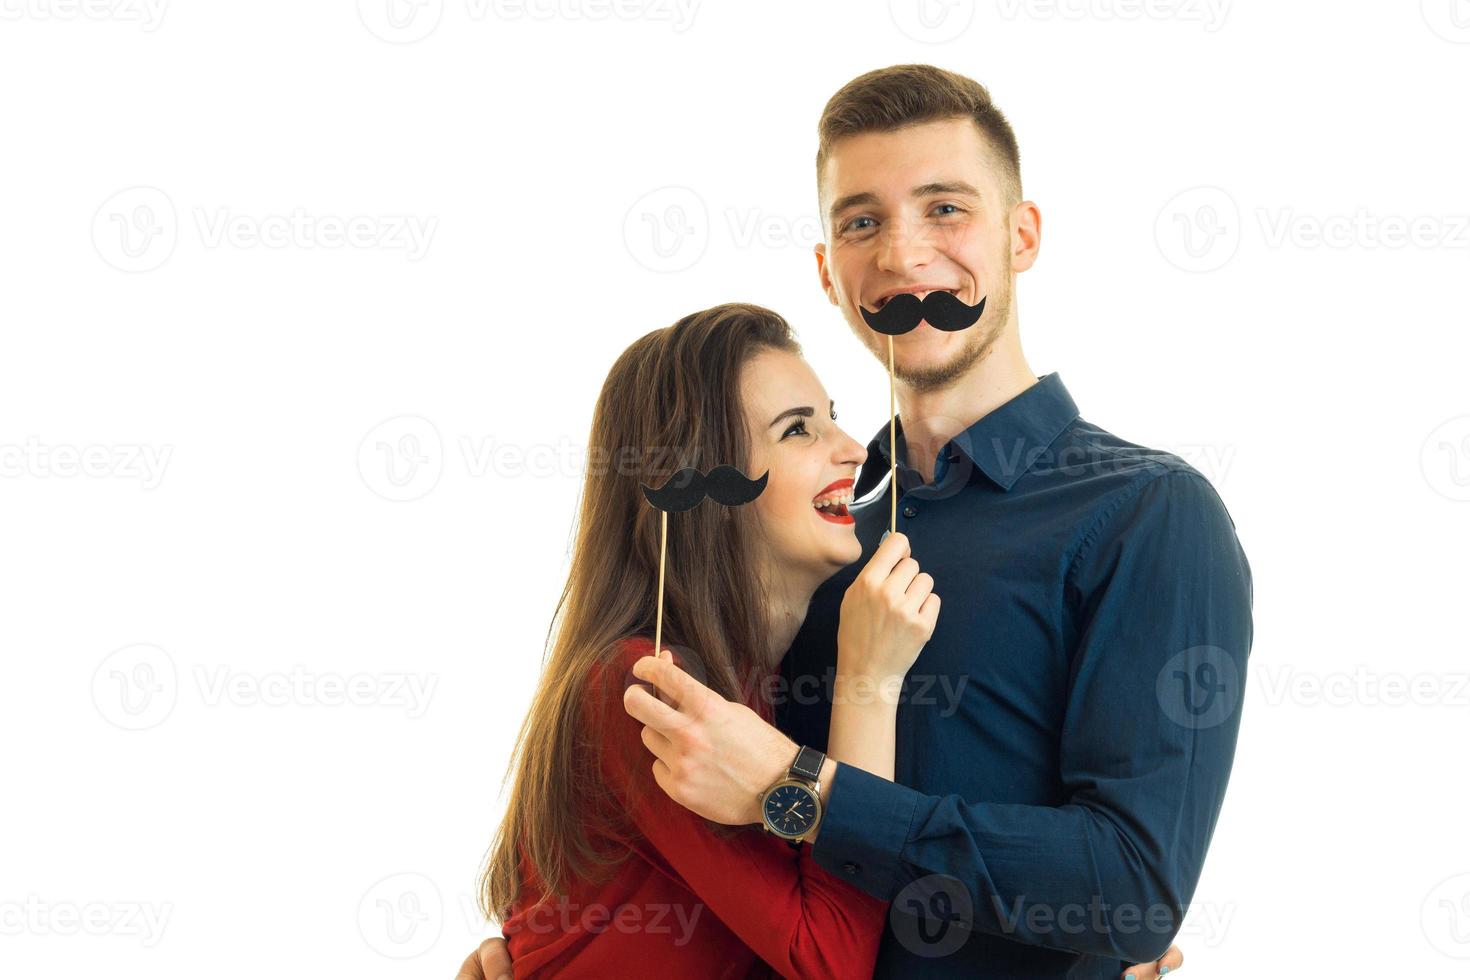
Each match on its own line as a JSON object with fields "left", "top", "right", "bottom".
{"left": 454, "top": 936, "right": 511, "bottom": 980}
{"left": 1120, "top": 943, "right": 1184, "bottom": 979}
{"left": 624, "top": 650, "right": 796, "bottom": 826}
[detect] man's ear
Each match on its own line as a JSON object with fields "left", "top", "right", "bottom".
{"left": 1009, "top": 200, "right": 1042, "bottom": 274}
{"left": 814, "top": 242, "right": 839, "bottom": 306}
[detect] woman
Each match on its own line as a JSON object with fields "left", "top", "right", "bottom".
{"left": 474, "top": 303, "right": 1185, "bottom": 979}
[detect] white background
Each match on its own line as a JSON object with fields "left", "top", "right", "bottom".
{"left": 3, "top": 1, "right": 1468, "bottom": 976}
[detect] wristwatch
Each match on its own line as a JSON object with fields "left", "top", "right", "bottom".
{"left": 759, "top": 745, "right": 825, "bottom": 846}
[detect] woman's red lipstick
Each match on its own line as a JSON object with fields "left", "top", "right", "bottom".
{"left": 812, "top": 478, "right": 855, "bottom": 525}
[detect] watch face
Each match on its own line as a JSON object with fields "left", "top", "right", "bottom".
{"left": 763, "top": 782, "right": 818, "bottom": 837}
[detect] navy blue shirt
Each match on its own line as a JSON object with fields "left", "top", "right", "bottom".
{"left": 778, "top": 373, "right": 1253, "bottom": 978}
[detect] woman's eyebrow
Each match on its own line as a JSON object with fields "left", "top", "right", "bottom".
{"left": 769, "top": 406, "right": 814, "bottom": 428}
{"left": 768, "top": 400, "right": 834, "bottom": 429}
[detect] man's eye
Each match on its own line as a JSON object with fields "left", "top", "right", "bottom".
{"left": 781, "top": 420, "right": 809, "bottom": 439}
{"left": 842, "top": 216, "right": 877, "bottom": 234}
{"left": 933, "top": 203, "right": 964, "bottom": 217}
{"left": 830, "top": 408, "right": 838, "bottom": 421}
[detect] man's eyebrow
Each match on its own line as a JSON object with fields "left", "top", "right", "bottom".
{"left": 828, "top": 181, "right": 983, "bottom": 223}
{"left": 827, "top": 191, "right": 879, "bottom": 224}
{"left": 768, "top": 400, "right": 834, "bottom": 428}
{"left": 912, "top": 180, "right": 982, "bottom": 200}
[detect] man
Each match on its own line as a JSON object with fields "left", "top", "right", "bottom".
{"left": 461, "top": 64, "right": 1247, "bottom": 978}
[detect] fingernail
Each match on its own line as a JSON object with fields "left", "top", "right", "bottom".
{"left": 880, "top": 530, "right": 890, "bottom": 544}
{"left": 1160, "top": 968, "right": 1169, "bottom": 975}
{"left": 1125, "top": 975, "right": 1135, "bottom": 980}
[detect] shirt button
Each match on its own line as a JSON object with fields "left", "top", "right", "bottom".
{"left": 902, "top": 505, "right": 918, "bottom": 519}
{"left": 842, "top": 861, "right": 861, "bottom": 875}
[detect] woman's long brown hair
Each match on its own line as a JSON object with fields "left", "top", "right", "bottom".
{"left": 478, "top": 302, "right": 801, "bottom": 923}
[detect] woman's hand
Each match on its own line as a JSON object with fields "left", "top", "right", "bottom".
{"left": 836, "top": 531, "right": 940, "bottom": 684}
{"left": 1120, "top": 943, "right": 1184, "bottom": 979}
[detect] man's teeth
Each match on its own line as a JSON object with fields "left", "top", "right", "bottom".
{"left": 876, "top": 288, "right": 957, "bottom": 309}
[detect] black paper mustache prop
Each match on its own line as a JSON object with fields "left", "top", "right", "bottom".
{"left": 858, "top": 289, "right": 987, "bottom": 335}
{"left": 641, "top": 463, "right": 768, "bottom": 659}
{"left": 860, "top": 289, "right": 987, "bottom": 535}
{"left": 641, "top": 465, "right": 769, "bottom": 512}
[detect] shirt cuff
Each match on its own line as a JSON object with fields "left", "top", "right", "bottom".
{"left": 811, "top": 761, "right": 922, "bottom": 902}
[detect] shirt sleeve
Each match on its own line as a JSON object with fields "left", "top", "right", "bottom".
{"left": 589, "top": 638, "right": 888, "bottom": 980}
{"left": 809, "top": 469, "right": 1253, "bottom": 963}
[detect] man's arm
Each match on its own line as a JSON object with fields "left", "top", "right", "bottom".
{"left": 810, "top": 470, "right": 1252, "bottom": 963}
{"left": 454, "top": 937, "right": 510, "bottom": 980}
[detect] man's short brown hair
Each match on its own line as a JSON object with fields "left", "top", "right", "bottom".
{"left": 816, "top": 64, "right": 1022, "bottom": 212}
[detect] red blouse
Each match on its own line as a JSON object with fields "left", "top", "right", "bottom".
{"left": 501, "top": 635, "right": 887, "bottom": 979}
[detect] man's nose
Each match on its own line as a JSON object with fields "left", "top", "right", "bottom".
{"left": 876, "top": 217, "right": 935, "bottom": 273}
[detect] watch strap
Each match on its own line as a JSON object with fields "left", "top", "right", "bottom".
{"left": 789, "top": 745, "right": 825, "bottom": 783}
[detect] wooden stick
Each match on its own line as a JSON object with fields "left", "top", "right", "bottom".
{"left": 653, "top": 509, "right": 668, "bottom": 657}
{"left": 888, "top": 333, "right": 897, "bottom": 536}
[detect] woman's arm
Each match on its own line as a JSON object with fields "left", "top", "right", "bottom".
{"left": 807, "top": 530, "right": 936, "bottom": 841}
{"left": 806, "top": 672, "right": 900, "bottom": 845}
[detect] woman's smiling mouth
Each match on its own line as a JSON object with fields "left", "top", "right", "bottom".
{"left": 812, "top": 478, "right": 855, "bottom": 525}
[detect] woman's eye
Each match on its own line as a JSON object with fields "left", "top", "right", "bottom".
{"left": 781, "top": 420, "right": 809, "bottom": 439}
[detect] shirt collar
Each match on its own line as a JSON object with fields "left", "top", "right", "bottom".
{"left": 854, "top": 372, "right": 1081, "bottom": 498}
